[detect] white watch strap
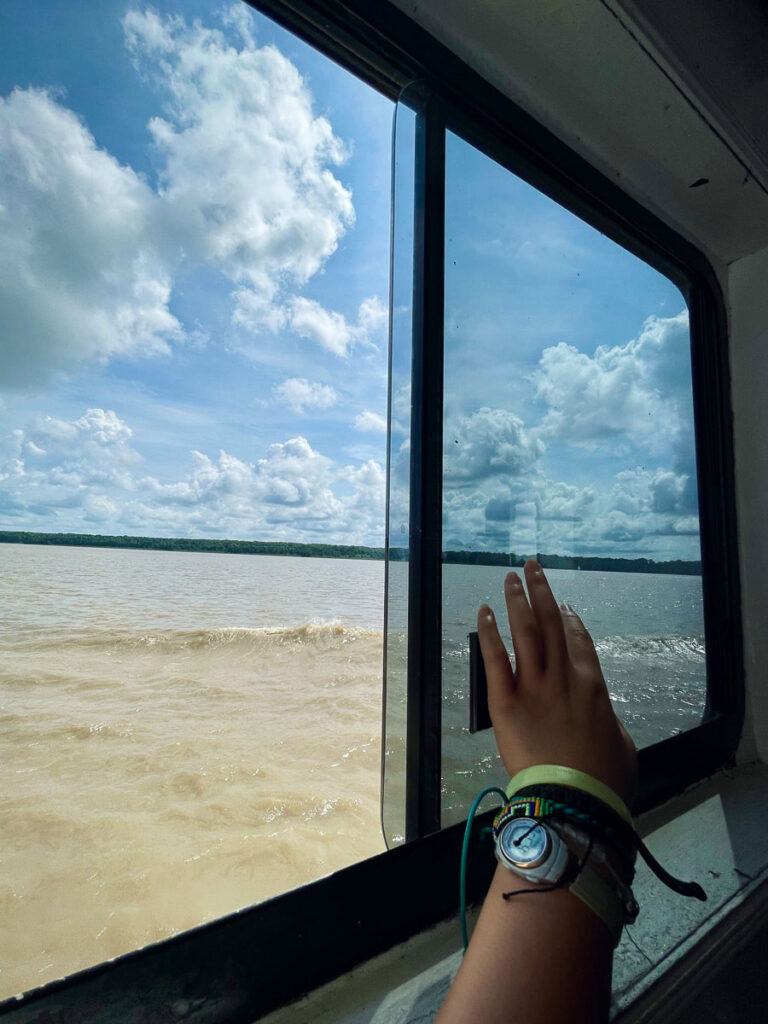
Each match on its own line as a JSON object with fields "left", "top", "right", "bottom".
{"left": 568, "top": 862, "right": 626, "bottom": 946}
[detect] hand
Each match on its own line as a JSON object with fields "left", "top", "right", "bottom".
{"left": 478, "top": 559, "right": 637, "bottom": 808}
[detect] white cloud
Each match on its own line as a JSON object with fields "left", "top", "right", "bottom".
{"left": 0, "top": 411, "right": 388, "bottom": 543}
{"left": 0, "top": 409, "right": 142, "bottom": 523}
{"left": 339, "top": 459, "right": 386, "bottom": 535}
{"left": 611, "top": 466, "right": 693, "bottom": 517}
{"left": 0, "top": 6, "right": 379, "bottom": 390}
{"left": 288, "top": 298, "right": 352, "bottom": 356}
{"left": 274, "top": 294, "right": 387, "bottom": 358}
{"left": 123, "top": 5, "right": 355, "bottom": 338}
{"left": 437, "top": 452, "right": 702, "bottom": 559}
{"left": 534, "top": 311, "right": 690, "bottom": 451}
{"left": 356, "top": 295, "right": 388, "bottom": 342}
{"left": 598, "top": 509, "right": 648, "bottom": 544}
{"left": 0, "top": 88, "right": 182, "bottom": 389}
{"left": 273, "top": 378, "right": 338, "bottom": 414}
{"left": 537, "top": 480, "right": 596, "bottom": 521}
{"left": 354, "top": 410, "right": 387, "bottom": 433}
{"left": 445, "top": 407, "right": 545, "bottom": 482}
{"left": 75, "top": 408, "right": 133, "bottom": 445}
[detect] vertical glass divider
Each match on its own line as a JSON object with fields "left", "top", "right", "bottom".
{"left": 406, "top": 99, "right": 445, "bottom": 841}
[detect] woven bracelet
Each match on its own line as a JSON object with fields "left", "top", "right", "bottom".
{"left": 509, "top": 784, "right": 638, "bottom": 879}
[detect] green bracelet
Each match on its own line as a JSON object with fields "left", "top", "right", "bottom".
{"left": 505, "top": 765, "right": 633, "bottom": 824}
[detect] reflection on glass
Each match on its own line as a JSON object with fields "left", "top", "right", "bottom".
{"left": 441, "top": 130, "right": 706, "bottom": 827}
{"left": 382, "top": 97, "right": 416, "bottom": 847}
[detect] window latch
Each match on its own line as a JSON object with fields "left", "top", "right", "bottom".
{"left": 468, "top": 630, "right": 492, "bottom": 732}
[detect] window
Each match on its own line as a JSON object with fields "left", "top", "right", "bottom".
{"left": 0, "top": 1, "right": 743, "bottom": 1020}
{"left": 384, "top": 82, "right": 742, "bottom": 845}
{"left": 0, "top": 0, "right": 393, "bottom": 1000}
{"left": 438, "top": 129, "right": 706, "bottom": 829}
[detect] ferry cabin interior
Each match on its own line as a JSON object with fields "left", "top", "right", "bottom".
{"left": 3, "top": 0, "right": 768, "bottom": 1022}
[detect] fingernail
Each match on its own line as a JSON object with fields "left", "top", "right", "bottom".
{"left": 564, "top": 602, "right": 576, "bottom": 613}
{"left": 529, "top": 559, "right": 543, "bottom": 576}
{"left": 506, "top": 572, "right": 522, "bottom": 587}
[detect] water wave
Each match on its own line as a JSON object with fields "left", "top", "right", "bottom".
{"left": 3, "top": 622, "right": 383, "bottom": 655}
{"left": 595, "top": 635, "right": 705, "bottom": 661}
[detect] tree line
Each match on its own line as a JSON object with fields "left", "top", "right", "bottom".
{"left": 0, "top": 530, "right": 384, "bottom": 561}
{"left": 0, "top": 530, "right": 701, "bottom": 574}
{"left": 441, "top": 548, "right": 701, "bottom": 576}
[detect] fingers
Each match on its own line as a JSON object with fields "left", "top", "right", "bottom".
{"left": 504, "top": 570, "right": 542, "bottom": 676}
{"left": 477, "top": 604, "right": 516, "bottom": 713}
{"left": 560, "top": 603, "right": 602, "bottom": 676}
{"left": 524, "top": 560, "right": 567, "bottom": 674}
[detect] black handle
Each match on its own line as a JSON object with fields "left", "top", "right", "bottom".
{"left": 468, "top": 631, "right": 492, "bottom": 732}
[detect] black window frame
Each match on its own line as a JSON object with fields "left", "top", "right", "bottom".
{"left": 0, "top": 2, "right": 743, "bottom": 1021}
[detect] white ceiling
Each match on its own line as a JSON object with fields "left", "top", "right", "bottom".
{"left": 389, "top": 0, "right": 768, "bottom": 266}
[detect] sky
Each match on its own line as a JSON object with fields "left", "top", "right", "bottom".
{"left": 0, "top": 1, "right": 702, "bottom": 560}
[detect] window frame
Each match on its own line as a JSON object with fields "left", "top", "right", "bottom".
{"left": 0, "top": 1, "right": 743, "bottom": 1020}
{"left": 393, "top": 88, "right": 743, "bottom": 840}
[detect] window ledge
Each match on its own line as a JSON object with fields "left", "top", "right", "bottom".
{"left": 261, "top": 760, "right": 768, "bottom": 1024}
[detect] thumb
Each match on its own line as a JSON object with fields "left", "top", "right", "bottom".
{"left": 478, "top": 604, "right": 516, "bottom": 718}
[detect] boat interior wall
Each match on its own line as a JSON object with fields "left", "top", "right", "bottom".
{"left": 728, "top": 243, "right": 768, "bottom": 767}
{"left": 619, "top": 0, "right": 768, "bottom": 202}
{"left": 389, "top": 0, "right": 768, "bottom": 265}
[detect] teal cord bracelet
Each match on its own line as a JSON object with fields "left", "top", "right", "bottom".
{"left": 460, "top": 786, "right": 507, "bottom": 953}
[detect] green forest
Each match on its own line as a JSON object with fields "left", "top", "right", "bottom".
{"left": 0, "top": 530, "right": 701, "bottom": 574}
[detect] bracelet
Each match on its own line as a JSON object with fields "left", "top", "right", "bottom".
{"left": 500, "top": 765, "right": 706, "bottom": 916}
{"left": 508, "top": 785, "right": 638, "bottom": 880}
{"left": 505, "top": 764, "right": 633, "bottom": 824}
{"left": 551, "top": 819, "right": 639, "bottom": 923}
{"left": 492, "top": 795, "right": 638, "bottom": 945}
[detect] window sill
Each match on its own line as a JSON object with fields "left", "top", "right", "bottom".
{"left": 260, "top": 760, "right": 768, "bottom": 1024}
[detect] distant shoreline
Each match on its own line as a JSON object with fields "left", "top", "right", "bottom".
{"left": 0, "top": 530, "right": 702, "bottom": 575}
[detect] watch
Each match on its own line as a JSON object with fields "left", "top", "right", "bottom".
{"left": 494, "top": 815, "right": 633, "bottom": 946}
{"left": 494, "top": 816, "right": 569, "bottom": 883}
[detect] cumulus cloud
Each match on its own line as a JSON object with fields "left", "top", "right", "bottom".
{"left": 123, "top": 5, "right": 355, "bottom": 336}
{"left": 288, "top": 299, "right": 352, "bottom": 356}
{"left": 0, "top": 88, "right": 182, "bottom": 388}
{"left": 0, "top": 409, "right": 141, "bottom": 524}
{"left": 0, "top": 409, "right": 386, "bottom": 543}
{"left": 354, "top": 410, "right": 387, "bottom": 433}
{"left": 1, "top": 5, "right": 381, "bottom": 389}
{"left": 339, "top": 458, "right": 386, "bottom": 521}
{"left": 611, "top": 466, "right": 694, "bottom": 518}
{"left": 243, "top": 294, "right": 386, "bottom": 357}
{"left": 445, "top": 407, "right": 545, "bottom": 482}
{"left": 273, "top": 378, "right": 338, "bottom": 414}
{"left": 537, "top": 480, "right": 596, "bottom": 521}
{"left": 436, "top": 452, "right": 702, "bottom": 557}
{"left": 534, "top": 311, "right": 690, "bottom": 451}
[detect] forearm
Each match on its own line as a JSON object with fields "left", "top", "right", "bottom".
{"left": 435, "top": 864, "right": 613, "bottom": 1024}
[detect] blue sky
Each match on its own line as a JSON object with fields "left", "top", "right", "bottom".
{"left": 0, "top": 1, "right": 701, "bottom": 559}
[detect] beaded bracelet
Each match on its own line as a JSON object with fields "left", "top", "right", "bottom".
{"left": 505, "top": 767, "right": 707, "bottom": 901}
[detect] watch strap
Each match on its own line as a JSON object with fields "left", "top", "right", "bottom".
{"left": 568, "top": 861, "right": 626, "bottom": 947}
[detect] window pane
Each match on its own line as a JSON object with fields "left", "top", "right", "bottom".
{"left": 0, "top": 0, "right": 391, "bottom": 996}
{"left": 382, "top": 96, "right": 416, "bottom": 848}
{"left": 441, "top": 130, "right": 705, "bottom": 826}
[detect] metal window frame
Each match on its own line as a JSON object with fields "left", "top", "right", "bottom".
{"left": 404, "top": 90, "right": 446, "bottom": 842}
{"left": 0, "top": 1, "right": 743, "bottom": 1020}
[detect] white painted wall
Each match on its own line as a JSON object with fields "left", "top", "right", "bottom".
{"left": 729, "top": 245, "right": 768, "bottom": 765}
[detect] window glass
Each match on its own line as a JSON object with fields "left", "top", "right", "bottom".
{"left": 0, "top": 0, "right": 392, "bottom": 997}
{"left": 382, "top": 98, "right": 416, "bottom": 848}
{"left": 441, "top": 130, "right": 705, "bottom": 826}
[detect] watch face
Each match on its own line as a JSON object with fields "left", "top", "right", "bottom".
{"left": 498, "top": 817, "right": 551, "bottom": 869}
